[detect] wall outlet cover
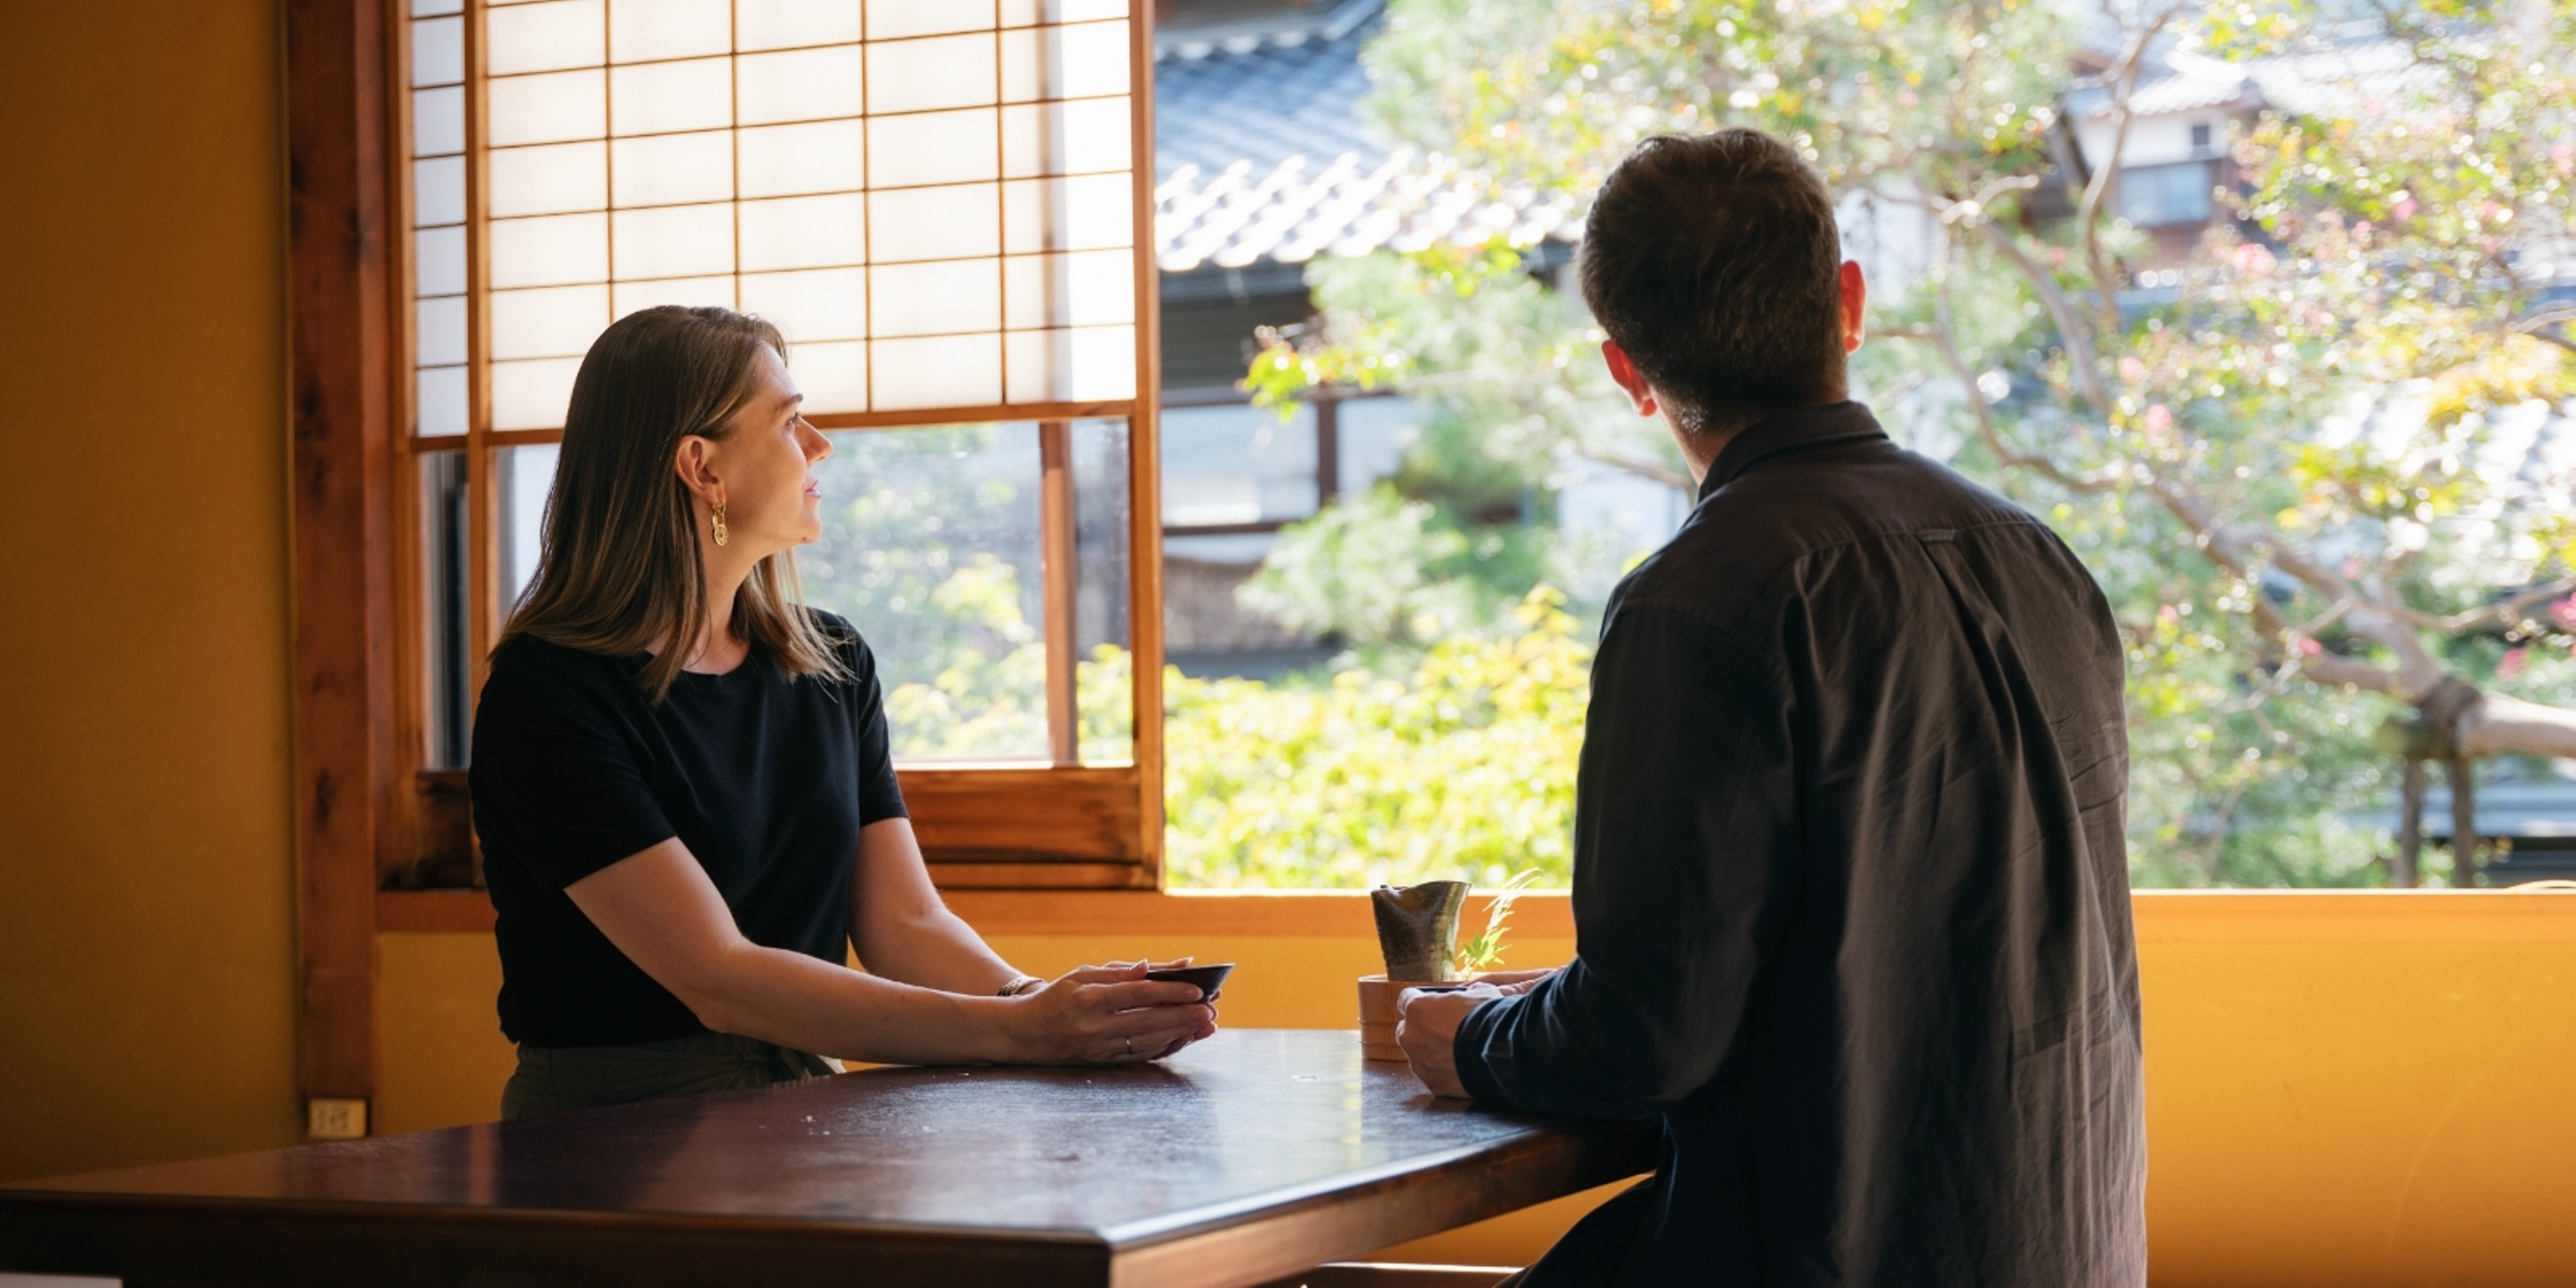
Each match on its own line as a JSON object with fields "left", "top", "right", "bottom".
{"left": 306, "top": 1097, "right": 368, "bottom": 1141}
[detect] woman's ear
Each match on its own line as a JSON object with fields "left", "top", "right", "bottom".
{"left": 672, "top": 435, "right": 723, "bottom": 508}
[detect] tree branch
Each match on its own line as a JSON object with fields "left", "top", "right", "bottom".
{"left": 2076, "top": 9, "right": 2178, "bottom": 333}
{"left": 1917, "top": 270, "right": 2126, "bottom": 492}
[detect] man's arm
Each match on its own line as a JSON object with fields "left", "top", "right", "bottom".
{"left": 1446, "top": 604, "right": 1800, "bottom": 1116}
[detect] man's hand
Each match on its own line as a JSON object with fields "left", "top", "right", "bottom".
{"left": 1393, "top": 974, "right": 1532, "bottom": 1097}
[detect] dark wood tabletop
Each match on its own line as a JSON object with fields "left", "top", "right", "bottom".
{"left": 1, "top": 1029, "right": 1656, "bottom": 1287}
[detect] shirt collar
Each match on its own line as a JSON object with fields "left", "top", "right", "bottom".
{"left": 1697, "top": 400, "right": 1888, "bottom": 502}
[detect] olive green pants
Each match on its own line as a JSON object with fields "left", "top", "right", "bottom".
{"left": 500, "top": 1031, "right": 840, "bottom": 1121}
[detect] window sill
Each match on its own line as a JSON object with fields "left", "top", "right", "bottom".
{"left": 374, "top": 886, "right": 2576, "bottom": 942}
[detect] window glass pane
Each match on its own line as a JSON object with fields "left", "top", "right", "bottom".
{"left": 871, "top": 334, "right": 1001, "bottom": 409}
{"left": 498, "top": 442, "right": 562, "bottom": 617}
{"left": 1332, "top": 394, "right": 1420, "bottom": 495}
{"left": 487, "top": 68, "right": 607, "bottom": 146}
{"left": 417, "top": 294, "right": 468, "bottom": 367}
{"left": 490, "top": 283, "right": 610, "bottom": 360}
{"left": 1004, "top": 249, "right": 1132, "bottom": 329}
{"left": 488, "top": 140, "right": 608, "bottom": 217}
{"left": 614, "top": 274, "right": 740, "bottom": 318}
{"left": 870, "top": 183, "right": 1001, "bottom": 261}
{"left": 866, "top": 33, "right": 996, "bottom": 115}
{"left": 869, "top": 0, "right": 995, "bottom": 40}
{"left": 736, "top": 46, "right": 865, "bottom": 125}
{"left": 490, "top": 212, "right": 610, "bottom": 287}
{"left": 413, "top": 155, "right": 466, "bottom": 227}
{"left": 2118, "top": 161, "right": 2214, "bottom": 227}
{"left": 743, "top": 266, "right": 870, "bottom": 341}
{"left": 1073, "top": 417, "right": 1132, "bottom": 765}
{"left": 739, "top": 192, "right": 869, "bottom": 271}
{"left": 492, "top": 357, "right": 585, "bottom": 429}
{"left": 415, "top": 225, "right": 467, "bottom": 295}
{"left": 998, "top": 20, "right": 1126, "bottom": 103}
{"left": 869, "top": 108, "right": 1000, "bottom": 189}
{"left": 610, "top": 0, "right": 731, "bottom": 62}
{"left": 804, "top": 423, "right": 1049, "bottom": 761}
{"left": 998, "top": 0, "right": 1124, "bottom": 25}
{"left": 486, "top": 0, "right": 604, "bottom": 76}
{"left": 610, "top": 57, "right": 734, "bottom": 136}
{"left": 790, "top": 338, "right": 871, "bottom": 413}
{"left": 1161, "top": 401, "right": 1319, "bottom": 527}
{"left": 613, "top": 201, "right": 737, "bottom": 280}
{"left": 612, "top": 130, "right": 735, "bottom": 207}
{"left": 738, "top": 119, "right": 869, "bottom": 199}
{"left": 1000, "top": 97, "right": 1128, "bottom": 178}
{"left": 1002, "top": 173, "right": 1130, "bottom": 253}
{"left": 738, "top": 0, "right": 861, "bottom": 50}
{"left": 413, "top": 86, "right": 465, "bottom": 156}
{"left": 412, "top": 15, "right": 464, "bottom": 87}
{"left": 1004, "top": 324, "right": 1134, "bottom": 402}
{"left": 417, "top": 364, "right": 469, "bottom": 437}
{"left": 871, "top": 259, "right": 1000, "bottom": 337}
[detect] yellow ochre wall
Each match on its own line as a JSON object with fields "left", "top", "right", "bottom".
{"left": 382, "top": 892, "right": 2576, "bottom": 1287}
{"left": 1, "top": 6, "right": 2572, "bottom": 1286}
{"left": 0, "top": 3, "right": 301, "bottom": 1183}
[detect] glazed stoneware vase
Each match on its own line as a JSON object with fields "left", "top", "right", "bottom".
{"left": 1357, "top": 880, "right": 1472, "bottom": 1061}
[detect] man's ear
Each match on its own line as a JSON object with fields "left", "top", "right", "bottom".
{"left": 1839, "top": 260, "right": 1867, "bottom": 354}
{"left": 1601, "top": 339, "right": 1659, "bottom": 418}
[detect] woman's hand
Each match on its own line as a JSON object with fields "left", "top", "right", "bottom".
{"left": 1004, "top": 961, "right": 1218, "bottom": 1064}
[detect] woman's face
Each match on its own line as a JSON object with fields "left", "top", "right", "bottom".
{"left": 691, "top": 345, "right": 830, "bottom": 555}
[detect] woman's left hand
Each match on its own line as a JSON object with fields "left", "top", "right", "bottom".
{"left": 1002, "top": 960, "right": 1218, "bottom": 1064}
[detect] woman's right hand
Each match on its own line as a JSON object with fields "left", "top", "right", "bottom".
{"left": 1004, "top": 961, "right": 1218, "bottom": 1064}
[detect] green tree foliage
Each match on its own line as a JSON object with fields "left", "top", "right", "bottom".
{"left": 1235, "top": 0, "right": 2576, "bottom": 885}
{"left": 1164, "top": 590, "right": 1593, "bottom": 888}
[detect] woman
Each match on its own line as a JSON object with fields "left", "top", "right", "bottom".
{"left": 470, "top": 305, "right": 1216, "bottom": 1120}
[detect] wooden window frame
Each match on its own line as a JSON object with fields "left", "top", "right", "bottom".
{"left": 285, "top": 0, "right": 1166, "bottom": 1124}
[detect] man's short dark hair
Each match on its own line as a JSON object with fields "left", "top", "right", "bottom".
{"left": 1578, "top": 128, "right": 1846, "bottom": 431}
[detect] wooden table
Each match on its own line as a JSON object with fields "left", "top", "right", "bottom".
{"left": 1, "top": 1030, "right": 1655, "bottom": 1287}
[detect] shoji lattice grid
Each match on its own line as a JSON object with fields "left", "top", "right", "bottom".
{"left": 411, "top": 0, "right": 1141, "bottom": 434}
{"left": 413, "top": 1, "right": 472, "bottom": 435}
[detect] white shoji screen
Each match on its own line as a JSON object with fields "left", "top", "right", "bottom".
{"left": 407, "top": 0, "right": 1144, "bottom": 435}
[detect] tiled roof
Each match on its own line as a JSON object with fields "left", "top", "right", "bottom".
{"left": 1150, "top": 0, "right": 1581, "bottom": 274}
{"left": 2071, "top": 32, "right": 2443, "bottom": 123}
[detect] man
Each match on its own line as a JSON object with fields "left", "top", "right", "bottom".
{"left": 1396, "top": 128, "right": 2145, "bottom": 1285}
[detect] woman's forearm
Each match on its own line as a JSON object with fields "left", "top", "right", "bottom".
{"left": 859, "top": 904, "right": 1022, "bottom": 995}
{"left": 690, "top": 940, "right": 1023, "bottom": 1065}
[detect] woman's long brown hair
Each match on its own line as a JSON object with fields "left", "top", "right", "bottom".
{"left": 498, "top": 305, "right": 847, "bottom": 700}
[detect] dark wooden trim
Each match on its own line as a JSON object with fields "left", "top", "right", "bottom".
{"left": 1039, "top": 420, "right": 1081, "bottom": 766}
{"left": 1127, "top": 0, "right": 1168, "bottom": 887}
{"left": 285, "top": 0, "right": 400, "bottom": 1113}
{"left": 1165, "top": 520, "right": 1294, "bottom": 538}
{"left": 906, "top": 765, "right": 1148, "bottom": 867}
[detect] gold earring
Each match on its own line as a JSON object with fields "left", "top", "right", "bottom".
{"left": 711, "top": 502, "right": 729, "bottom": 547}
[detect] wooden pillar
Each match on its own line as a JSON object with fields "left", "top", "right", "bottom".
{"left": 284, "top": 0, "right": 398, "bottom": 1128}
{"left": 2393, "top": 757, "right": 2424, "bottom": 889}
{"left": 2447, "top": 755, "right": 2479, "bottom": 888}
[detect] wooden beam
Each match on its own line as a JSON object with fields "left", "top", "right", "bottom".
{"left": 1038, "top": 421, "right": 1080, "bottom": 766}
{"left": 284, "top": 0, "right": 400, "bottom": 1116}
{"left": 1126, "top": 0, "right": 1168, "bottom": 885}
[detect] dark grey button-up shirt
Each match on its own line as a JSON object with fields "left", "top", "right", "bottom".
{"left": 1456, "top": 401, "right": 2145, "bottom": 1286}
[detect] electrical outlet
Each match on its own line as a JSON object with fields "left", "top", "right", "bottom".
{"left": 307, "top": 1097, "right": 368, "bottom": 1141}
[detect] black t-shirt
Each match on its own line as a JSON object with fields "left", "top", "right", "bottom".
{"left": 468, "top": 613, "right": 907, "bottom": 1047}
